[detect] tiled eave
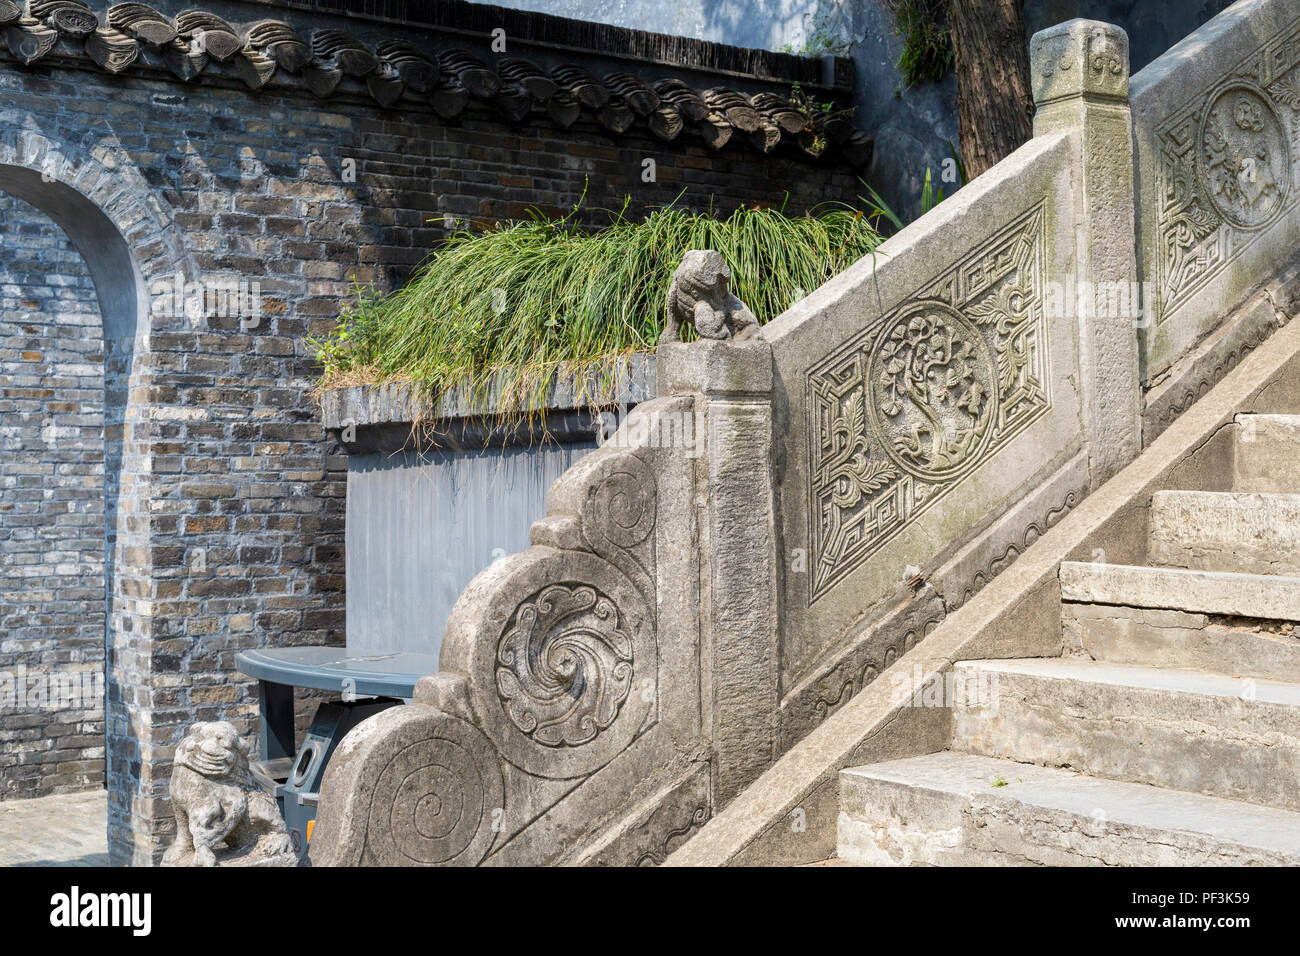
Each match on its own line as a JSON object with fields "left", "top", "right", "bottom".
{"left": 0, "top": 0, "right": 873, "bottom": 166}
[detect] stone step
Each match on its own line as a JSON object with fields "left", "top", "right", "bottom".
{"left": 1063, "top": 601, "right": 1300, "bottom": 683}
{"left": 951, "top": 657, "right": 1300, "bottom": 811}
{"left": 1060, "top": 561, "right": 1300, "bottom": 621}
{"left": 1149, "top": 490, "right": 1300, "bottom": 575}
{"left": 837, "top": 752, "right": 1300, "bottom": 866}
{"left": 1235, "top": 414, "right": 1300, "bottom": 493}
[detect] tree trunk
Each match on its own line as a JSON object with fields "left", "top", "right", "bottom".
{"left": 946, "top": 0, "right": 1034, "bottom": 178}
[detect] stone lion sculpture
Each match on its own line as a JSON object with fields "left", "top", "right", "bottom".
{"left": 659, "top": 249, "right": 759, "bottom": 344}
{"left": 162, "top": 721, "right": 296, "bottom": 867}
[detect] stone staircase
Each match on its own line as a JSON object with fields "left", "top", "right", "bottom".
{"left": 836, "top": 413, "right": 1300, "bottom": 865}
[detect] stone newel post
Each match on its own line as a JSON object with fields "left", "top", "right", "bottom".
{"left": 1030, "top": 19, "right": 1142, "bottom": 483}
{"left": 658, "top": 340, "right": 781, "bottom": 805}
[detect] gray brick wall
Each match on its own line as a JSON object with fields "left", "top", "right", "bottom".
{"left": 0, "top": 193, "right": 106, "bottom": 801}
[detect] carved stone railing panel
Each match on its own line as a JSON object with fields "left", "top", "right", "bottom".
{"left": 805, "top": 202, "right": 1053, "bottom": 601}
{"left": 1132, "top": 0, "right": 1300, "bottom": 388}
{"left": 765, "top": 130, "right": 1091, "bottom": 703}
{"left": 760, "top": 20, "right": 1139, "bottom": 750}
{"left": 315, "top": 396, "right": 706, "bottom": 866}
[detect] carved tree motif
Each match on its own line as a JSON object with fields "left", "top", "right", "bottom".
{"left": 807, "top": 203, "right": 1049, "bottom": 601}
{"left": 1199, "top": 85, "right": 1288, "bottom": 229}
{"left": 871, "top": 306, "right": 995, "bottom": 479}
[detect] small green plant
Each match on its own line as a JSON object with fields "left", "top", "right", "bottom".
{"left": 886, "top": 0, "right": 954, "bottom": 86}
{"left": 788, "top": 81, "right": 857, "bottom": 154}
{"left": 310, "top": 191, "right": 884, "bottom": 416}
{"left": 991, "top": 776, "right": 1009, "bottom": 788}
{"left": 945, "top": 140, "right": 969, "bottom": 188}
{"left": 858, "top": 171, "right": 939, "bottom": 230}
{"left": 919, "top": 167, "right": 943, "bottom": 215}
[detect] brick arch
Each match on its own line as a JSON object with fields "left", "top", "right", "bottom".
{"left": 0, "top": 127, "right": 194, "bottom": 343}
{"left": 0, "top": 127, "right": 193, "bottom": 862}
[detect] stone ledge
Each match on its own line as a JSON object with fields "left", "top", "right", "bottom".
{"left": 839, "top": 752, "right": 1300, "bottom": 866}
{"left": 319, "top": 351, "right": 655, "bottom": 430}
{"left": 1060, "top": 562, "right": 1300, "bottom": 621}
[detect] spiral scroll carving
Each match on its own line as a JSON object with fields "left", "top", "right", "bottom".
{"left": 580, "top": 453, "right": 657, "bottom": 602}
{"left": 363, "top": 711, "right": 504, "bottom": 867}
{"left": 586, "top": 461, "right": 656, "bottom": 549}
{"left": 496, "top": 583, "right": 635, "bottom": 747}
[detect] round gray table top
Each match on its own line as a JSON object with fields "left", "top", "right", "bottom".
{"left": 235, "top": 646, "right": 440, "bottom": 697}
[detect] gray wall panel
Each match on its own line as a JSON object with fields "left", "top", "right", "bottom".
{"left": 346, "top": 441, "right": 598, "bottom": 658}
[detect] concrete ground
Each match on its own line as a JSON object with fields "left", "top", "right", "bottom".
{"left": 0, "top": 789, "right": 109, "bottom": 866}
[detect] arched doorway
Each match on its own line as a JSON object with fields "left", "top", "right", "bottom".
{"left": 0, "top": 131, "right": 192, "bottom": 862}
{"left": 0, "top": 188, "right": 107, "bottom": 800}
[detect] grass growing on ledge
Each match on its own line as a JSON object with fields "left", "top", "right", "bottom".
{"left": 311, "top": 196, "right": 884, "bottom": 416}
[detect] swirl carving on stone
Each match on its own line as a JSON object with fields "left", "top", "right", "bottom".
{"left": 579, "top": 452, "right": 656, "bottom": 601}
{"left": 310, "top": 705, "right": 504, "bottom": 867}
{"left": 496, "top": 583, "right": 635, "bottom": 747}
{"left": 365, "top": 711, "right": 504, "bottom": 866}
{"left": 587, "top": 459, "right": 655, "bottom": 549}
{"left": 442, "top": 546, "right": 655, "bottom": 780}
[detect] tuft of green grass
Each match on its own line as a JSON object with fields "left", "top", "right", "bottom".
{"left": 887, "top": 0, "right": 954, "bottom": 87}
{"left": 311, "top": 195, "right": 883, "bottom": 416}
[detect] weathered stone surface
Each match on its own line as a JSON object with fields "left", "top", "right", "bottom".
{"left": 319, "top": 354, "right": 657, "bottom": 432}
{"left": 1032, "top": 20, "right": 1141, "bottom": 485}
{"left": 1149, "top": 490, "right": 1300, "bottom": 574}
{"left": 312, "top": 704, "right": 504, "bottom": 866}
{"left": 659, "top": 250, "right": 758, "bottom": 344}
{"left": 764, "top": 129, "right": 1083, "bottom": 702}
{"left": 317, "top": 394, "right": 708, "bottom": 866}
{"left": 1143, "top": 285, "right": 1292, "bottom": 443}
{"left": 1131, "top": 0, "right": 1300, "bottom": 382}
{"left": 656, "top": 338, "right": 772, "bottom": 397}
{"left": 1063, "top": 601, "right": 1300, "bottom": 682}
{"left": 670, "top": 312, "right": 1300, "bottom": 867}
{"left": 838, "top": 752, "right": 1300, "bottom": 866}
{"left": 1061, "top": 561, "right": 1300, "bottom": 620}
{"left": 1234, "top": 413, "right": 1300, "bottom": 492}
{"left": 0, "top": 0, "right": 866, "bottom": 862}
{"left": 952, "top": 658, "right": 1300, "bottom": 811}
{"left": 161, "top": 722, "right": 295, "bottom": 867}
{"left": 701, "top": 376, "right": 780, "bottom": 804}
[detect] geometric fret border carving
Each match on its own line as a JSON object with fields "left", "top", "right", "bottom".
{"left": 806, "top": 201, "right": 1051, "bottom": 602}
{"left": 1155, "top": 13, "right": 1300, "bottom": 316}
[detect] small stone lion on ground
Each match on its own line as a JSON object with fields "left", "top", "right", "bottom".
{"left": 659, "top": 249, "right": 760, "bottom": 344}
{"left": 162, "top": 721, "right": 296, "bottom": 867}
